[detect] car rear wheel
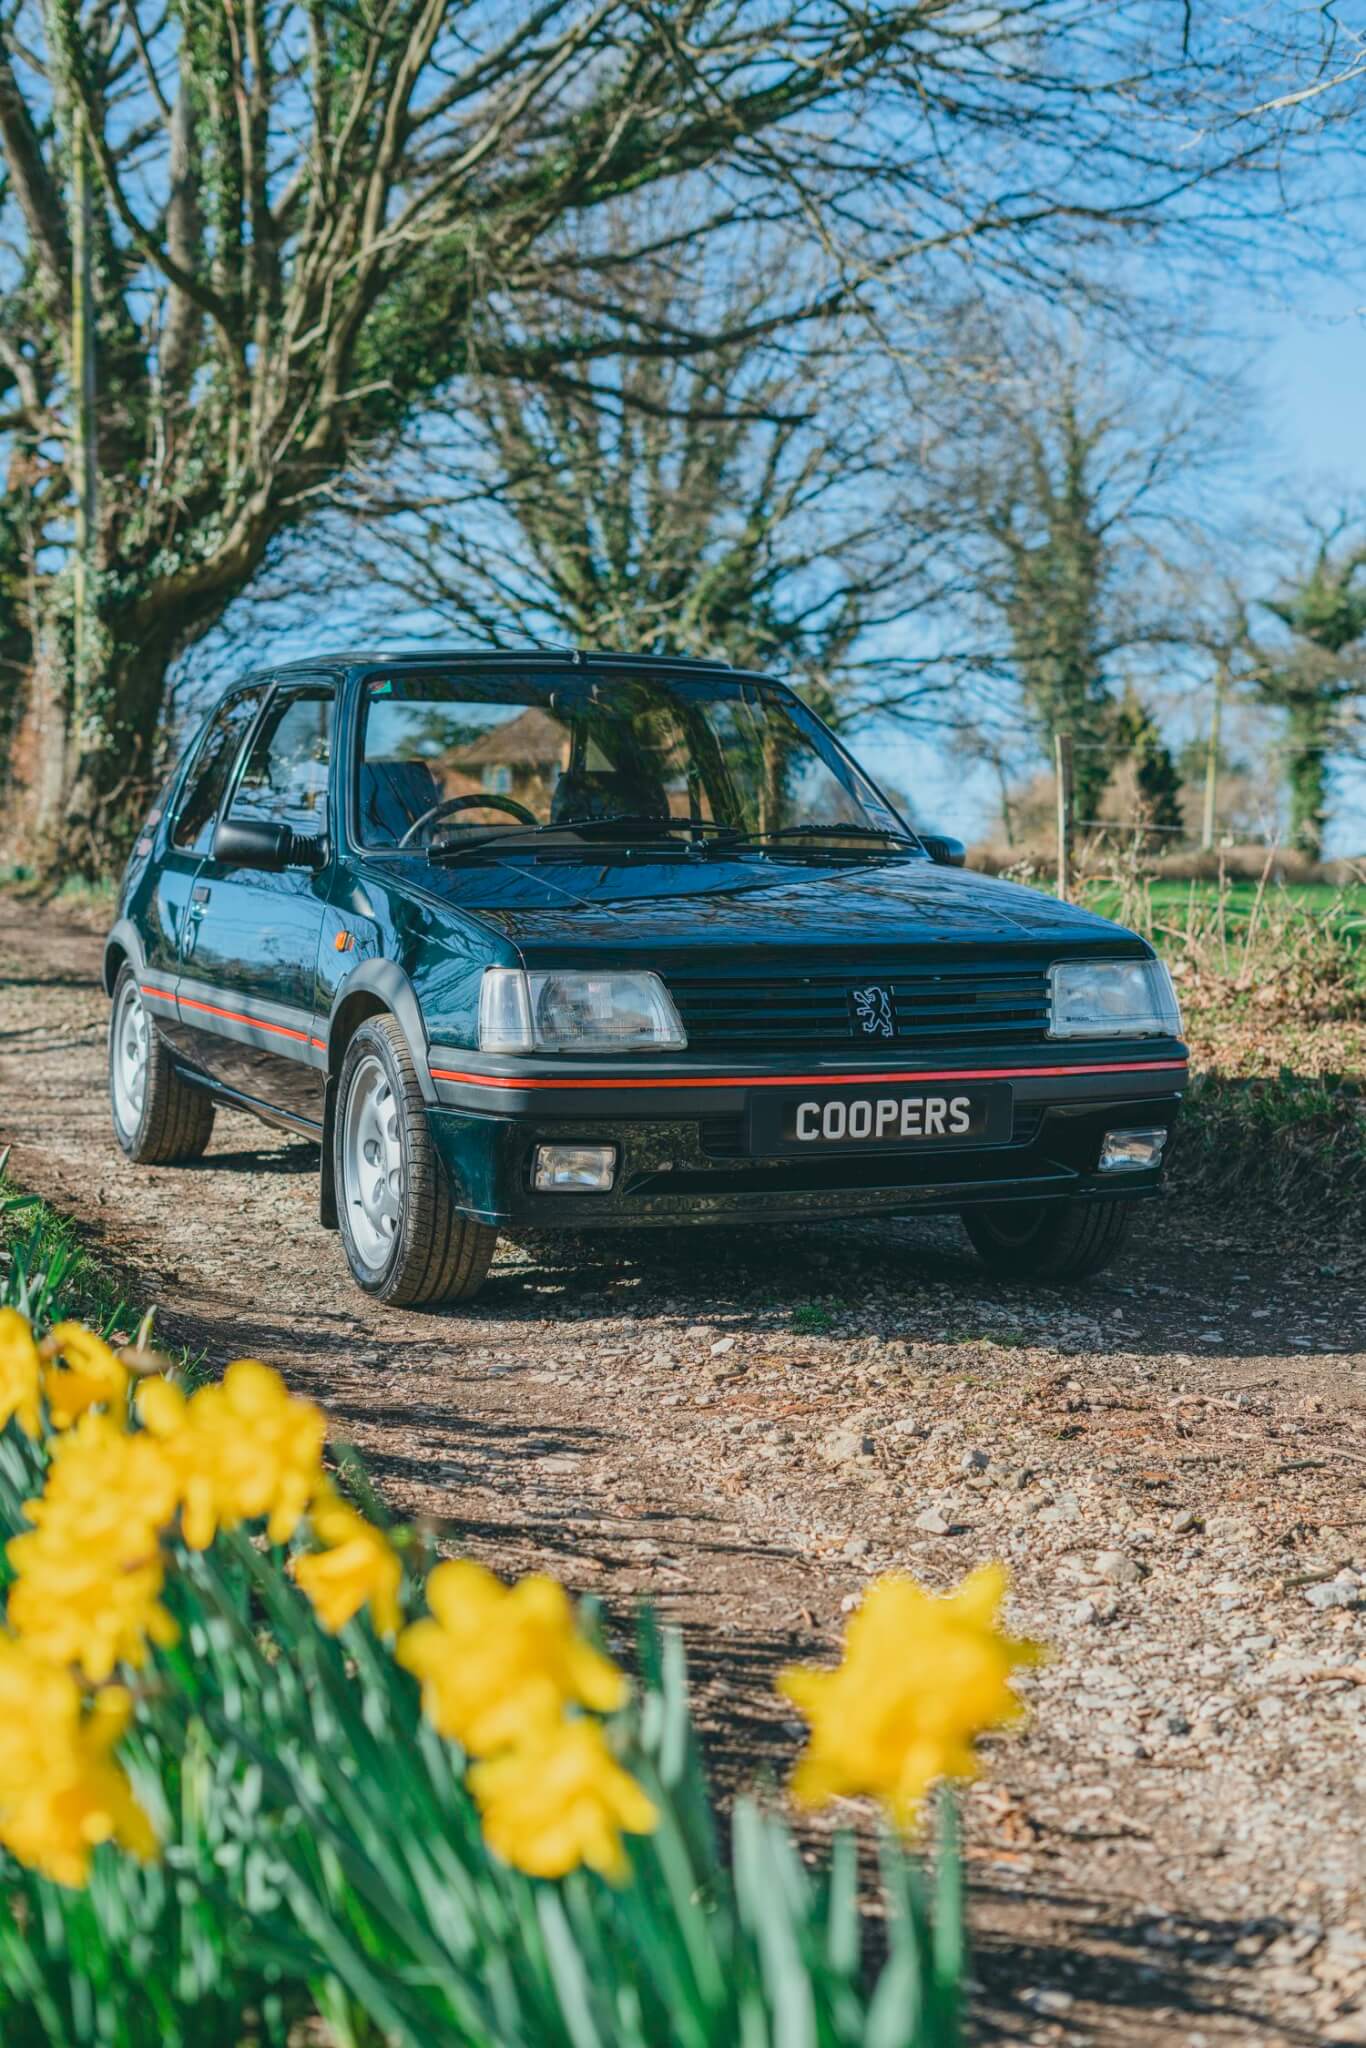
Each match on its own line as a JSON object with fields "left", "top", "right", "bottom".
{"left": 335, "top": 1015, "right": 498, "bottom": 1307}
{"left": 960, "top": 1196, "right": 1133, "bottom": 1281}
{"left": 109, "top": 963, "right": 217, "bottom": 1163}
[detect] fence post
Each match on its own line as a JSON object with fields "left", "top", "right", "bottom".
{"left": 1201, "top": 662, "right": 1225, "bottom": 853}
{"left": 1054, "top": 732, "right": 1073, "bottom": 902}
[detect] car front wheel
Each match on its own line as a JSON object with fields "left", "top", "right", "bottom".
{"left": 960, "top": 1196, "right": 1134, "bottom": 1281}
{"left": 335, "top": 1015, "right": 498, "bottom": 1307}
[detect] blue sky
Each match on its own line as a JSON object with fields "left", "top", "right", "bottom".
{"left": 1262, "top": 284, "right": 1366, "bottom": 482}
{"left": 869, "top": 259, "right": 1366, "bottom": 858}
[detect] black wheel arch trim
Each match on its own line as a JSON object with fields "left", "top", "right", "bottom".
{"left": 324, "top": 959, "right": 435, "bottom": 1101}
{"left": 103, "top": 918, "right": 146, "bottom": 996}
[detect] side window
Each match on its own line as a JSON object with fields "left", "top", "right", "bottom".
{"left": 171, "top": 689, "right": 266, "bottom": 854}
{"left": 228, "top": 689, "right": 334, "bottom": 834}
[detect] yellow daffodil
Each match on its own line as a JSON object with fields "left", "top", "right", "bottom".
{"left": 0, "top": 1641, "right": 158, "bottom": 1887}
{"left": 6, "top": 1411, "right": 179, "bottom": 1680}
{"left": 292, "top": 1492, "right": 402, "bottom": 1636}
{"left": 397, "top": 1560, "right": 628, "bottom": 1756}
{"left": 137, "top": 1360, "right": 326, "bottom": 1548}
{"left": 468, "top": 1718, "right": 658, "bottom": 1881}
{"left": 0, "top": 1307, "right": 42, "bottom": 1437}
{"left": 41, "top": 1321, "right": 128, "bottom": 1428}
{"left": 135, "top": 1374, "right": 185, "bottom": 1436}
{"left": 777, "top": 1564, "right": 1042, "bottom": 1831}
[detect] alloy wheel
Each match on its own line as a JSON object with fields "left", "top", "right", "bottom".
{"left": 111, "top": 980, "right": 150, "bottom": 1138}
{"left": 341, "top": 1053, "right": 405, "bottom": 1271}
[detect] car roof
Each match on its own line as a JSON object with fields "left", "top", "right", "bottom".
{"left": 269, "top": 648, "right": 787, "bottom": 686}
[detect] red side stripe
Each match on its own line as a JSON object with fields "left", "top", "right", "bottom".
{"left": 141, "top": 985, "right": 317, "bottom": 1048}
{"left": 427, "top": 1058, "right": 1189, "bottom": 1092}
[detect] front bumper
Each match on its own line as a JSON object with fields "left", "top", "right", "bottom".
{"left": 422, "top": 1046, "right": 1187, "bottom": 1230}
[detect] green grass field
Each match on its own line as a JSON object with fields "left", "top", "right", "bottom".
{"left": 1080, "top": 875, "right": 1366, "bottom": 917}
{"left": 1078, "top": 876, "right": 1366, "bottom": 969}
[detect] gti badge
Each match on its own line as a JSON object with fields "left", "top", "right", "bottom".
{"left": 850, "top": 985, "right": 895, "bottom": 1038}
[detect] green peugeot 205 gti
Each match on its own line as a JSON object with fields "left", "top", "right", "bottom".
{"left": 104, "top": 651, "right": 1187, "bottom": 1308}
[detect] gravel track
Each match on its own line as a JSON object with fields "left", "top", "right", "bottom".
{"left": 3, "top": 896, "right": 1366, "bottom": 2046}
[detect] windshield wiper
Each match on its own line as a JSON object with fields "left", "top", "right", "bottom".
{"left": 725, "top": 823, "right": 923, "bottom": 855}
{"left": 424, "top": 813, "right": 745, "bottom": 862}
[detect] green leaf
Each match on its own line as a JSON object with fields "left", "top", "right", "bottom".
{"left": 538, "top": 1889, "right": 603, "bottom": 2048}
{"left": 825, "top": 1831, "right": 859, "bottom": 1978}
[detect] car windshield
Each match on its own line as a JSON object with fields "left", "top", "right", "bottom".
{"left": 355, "top": 667, "right": 913, "bottom": 856}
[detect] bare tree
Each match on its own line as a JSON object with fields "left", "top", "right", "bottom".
{"left": 1227, "top": 5, "right": 1366, "bottom": 120}
{"left": 293, "top": 244, "right": 961, "bottom": 723}
{"left": 866, "top": 318, "right": 1238, "bottom": 828}
{"left": 0, "top": 0, "right": 1319, "bottom": 872}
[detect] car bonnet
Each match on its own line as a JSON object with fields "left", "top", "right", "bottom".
{"left": 380, "top": 852, "right": 1142, "bottom": 963}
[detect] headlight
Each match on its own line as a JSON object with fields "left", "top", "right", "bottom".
{"left": 1048, "top": 958, "right": 1182, "bottom": 1040}
{"left": 478, "top": 968, "right": 688, "bottom": 1054}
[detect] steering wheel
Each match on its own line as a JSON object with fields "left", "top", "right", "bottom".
{"left": 398, "top": 792, "right": 539, "bottom": 848}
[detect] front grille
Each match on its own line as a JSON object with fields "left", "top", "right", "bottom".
{"left": 669, "top": 961, "right": 1051, "bottom": 1054}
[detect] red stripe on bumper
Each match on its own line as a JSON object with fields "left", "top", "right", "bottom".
{"left": 428, "top": 1058, "right": 1189, "bottom": 1092}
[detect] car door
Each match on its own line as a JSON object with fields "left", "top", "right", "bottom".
{"left": 176, "top": 677, "right": 336, "bottom": 1128}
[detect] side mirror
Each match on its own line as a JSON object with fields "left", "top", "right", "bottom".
{"left": 920, "top": 833, "right": 966, "bottom": 868}
{"left": 213, "top": 817, "right": 324, "bottom": 871}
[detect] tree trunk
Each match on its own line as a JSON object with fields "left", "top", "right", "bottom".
{"left": 4, "top": 601, "right": 182, "bottom": 879}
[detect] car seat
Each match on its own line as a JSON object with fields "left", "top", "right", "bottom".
{"left": 549, "top": 768, "right": 669, "bottom": 825}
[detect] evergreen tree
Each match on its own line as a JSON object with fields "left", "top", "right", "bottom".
{"left": 1253, "top": 527, "right": 1366, "bottom": 857}
{"left": 1111, "top": 686, "right": 1183, "bottom": 837}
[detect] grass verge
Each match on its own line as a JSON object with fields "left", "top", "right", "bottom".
{"left": 1064, "top": 872, "right": 1366, "bottom": 1231}
{"left": 1172, "top": 1073, "right": 1366, "bottom": 1231}
{"left": 0, "top": 867, "right": 119, "bottom": 922}
{"left": 0, "top": 1151, "right": 128, "bottom": 1333}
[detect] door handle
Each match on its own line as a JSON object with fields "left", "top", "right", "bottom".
{"left": 183, "top": 884, "right": 209, "bottom": 955}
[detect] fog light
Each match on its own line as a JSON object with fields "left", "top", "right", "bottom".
{"left": 1098, "top": 1127, "right": 1168, "bottom": 1173}
{"left": 533, "top": 1144, "right": 617, "bottom": 1192}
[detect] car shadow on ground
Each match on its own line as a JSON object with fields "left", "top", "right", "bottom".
{"left": 971, "top": 1891, "right": 1338, "bottom": 2045}
{"left": 463, "top": 1212, "right": 1366, "bottom": 1368}
{"left": 177, "top": 1139, "right": 320, "bottom": 1175}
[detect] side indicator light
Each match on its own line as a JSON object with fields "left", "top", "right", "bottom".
{"left": 334, "top": 930, "right": 355, "bottom": 952}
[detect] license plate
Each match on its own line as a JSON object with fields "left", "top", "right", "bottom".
{"left": 747, "top": 1083, "right": 1011, "bottom": 1157}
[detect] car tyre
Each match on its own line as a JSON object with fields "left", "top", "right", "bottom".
{"left": 960, "top": 1196, "right": 1133, "bottom": 1281}
{"left": 335, "top": 1014, "right": 498, "bottom": 1307}
{"left": 108, "top": 963, "right": 217, "bottom": 1163}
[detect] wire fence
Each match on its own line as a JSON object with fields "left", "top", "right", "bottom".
{"left": 1038, "top": 732, "right": 1365, "bottom": 901}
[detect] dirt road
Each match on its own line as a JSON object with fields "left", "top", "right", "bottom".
{"left": 3, "top": 894, "right": 1366, "bottom": 2046}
